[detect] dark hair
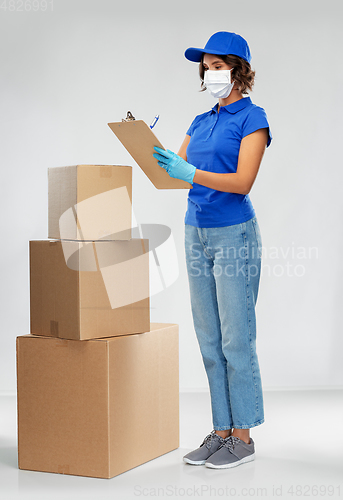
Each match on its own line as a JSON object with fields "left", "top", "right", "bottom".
{"left": 199, "top": 54, "right": 255, "bottom": 94}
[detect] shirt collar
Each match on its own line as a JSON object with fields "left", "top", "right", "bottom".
{"left": 211, "top": 96, "right": 252, "bottom": 115}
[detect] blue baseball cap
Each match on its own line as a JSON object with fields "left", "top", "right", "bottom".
{"left": 184, "top": 31, "right": 251, "bottom": 64}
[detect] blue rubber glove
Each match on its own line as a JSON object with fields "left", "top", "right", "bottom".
{"left": 153, "top": 146, "right": 196, "bottom": 184}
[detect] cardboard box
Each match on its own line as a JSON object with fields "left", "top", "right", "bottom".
{"left": 30, "top": 239, "right": 150, "bottom": 340}
{"left": 17, "top": 323, "right": 179, "bottom": 479}
{"left": 48, "top": 165, "right": 133, "bottom": 241}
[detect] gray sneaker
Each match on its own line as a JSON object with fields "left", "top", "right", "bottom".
{"left": 205, "top": 435, "right": 255, "bottom": 469}
{"left": 183, "top": 430, "right": 226, "bottom": 465}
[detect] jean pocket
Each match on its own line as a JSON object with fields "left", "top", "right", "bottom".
{"left": 252, "top": 218, "right": 263, "bottom": 259}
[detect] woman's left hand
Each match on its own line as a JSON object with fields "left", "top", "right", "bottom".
{"left": 153, "top": 146, "right": 196, "bottom": 184}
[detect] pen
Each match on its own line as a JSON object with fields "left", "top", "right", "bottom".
{"left": 150, "top": 115, "right": 160, "bottom": 129}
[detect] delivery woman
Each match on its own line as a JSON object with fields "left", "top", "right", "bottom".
{"left": 153, "top": 31, "right": 272, "bottom": 469}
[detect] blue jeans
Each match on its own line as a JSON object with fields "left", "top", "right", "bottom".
{"left": 184, "top": 216, "right": 264, "bottom": 430}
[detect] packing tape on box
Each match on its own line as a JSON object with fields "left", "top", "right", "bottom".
{"left": 50, "top": 320, "right": 59, "bottom": 336}
{"left": 140, "top": 239, "right": 147, "bottom": 254}
{"left": 54, "top": 339, "right": 69, "bottom": 348}
{"left": 99, "top": 166, "right": 112, "bottom": 178}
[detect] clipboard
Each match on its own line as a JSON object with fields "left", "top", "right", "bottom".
{"left": 108, "top": 115, "right": 193, "bottom": 190}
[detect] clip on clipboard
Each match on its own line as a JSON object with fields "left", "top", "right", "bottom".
{"left": 108, "top": 111, "right": 193, "bottom": 190}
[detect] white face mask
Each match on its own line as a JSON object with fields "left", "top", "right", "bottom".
{"left": 204, "top": 68, "right": 235, "bottom": 99}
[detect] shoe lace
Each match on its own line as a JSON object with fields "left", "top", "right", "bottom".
{"left": 219, "top": 435, "right": 241, "bottom": 453}
{"left": 200, "top": 430, "right": 224, "bottom": 450}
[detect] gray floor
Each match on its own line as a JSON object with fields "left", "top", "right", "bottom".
{"left": 1, "top": 390, "right": 342, "bottom": 500}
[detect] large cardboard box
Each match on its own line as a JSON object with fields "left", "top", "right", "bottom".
{"left": 48, "top": 165, "right": 133, "bottom": 241}
{"left": 30, "top": 239, "right": 150, "bottom": 340}
{"left": 16, "top": 323, "right": 179, "bottom": 479}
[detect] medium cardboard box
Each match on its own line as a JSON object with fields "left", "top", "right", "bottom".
{"left": 16, "top": 323, "right": 179, "bottom": 479}
{"left": 48, "top": 165, "right": 133, "bottom": 241}
{"left": 30, "top": 239, "right": 150, "bottom": 340}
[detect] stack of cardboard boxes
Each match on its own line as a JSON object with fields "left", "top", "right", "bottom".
{"left": 16, "top": 164, "right": 179, "bottom": 479}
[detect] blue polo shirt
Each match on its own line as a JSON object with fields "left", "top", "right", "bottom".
{"left": 184, "top": 96, "right": 272, "bottom": 228}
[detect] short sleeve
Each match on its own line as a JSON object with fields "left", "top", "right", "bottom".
{"left": 242, "top": 106, "right": 272, "bottom": 147}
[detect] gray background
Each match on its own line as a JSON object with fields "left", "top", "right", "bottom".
{"left": 1, "top": 0, "right": 341, "bottom": 393}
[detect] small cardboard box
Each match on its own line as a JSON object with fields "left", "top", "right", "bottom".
{"left": 30, "top": 239, "right": 150, "bottom": 340}
{"left": 16, "top": 323, "right": 179, "bottom": 479}
{"left": 48, "top": 165, "right": 133, "bottom": 241}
